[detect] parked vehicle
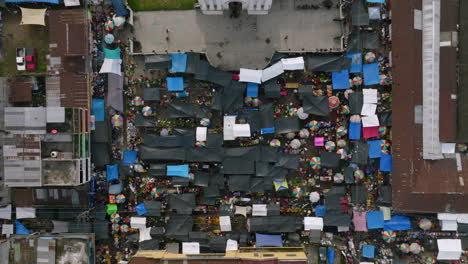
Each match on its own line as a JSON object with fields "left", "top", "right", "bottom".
{"left": 16, "top": 47, "right": 26, "bottom": 71}
{"left": 319, "top": 247, "right": 327, "bottom": 264}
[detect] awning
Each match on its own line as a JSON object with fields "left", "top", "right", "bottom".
{"left": 261, "top": 62, "right": 284, "bottom": 82}
{"left": 100, "top": 59, "right": 122, "bottom": 75}
{"left": 304, "top": 217, "right": 324, "bottom": 231}
{"left": 437, "top": 239, "right": 462, "bottom": 260}
{"left": 239, "top": 68, "right": 262, "bottom": 84}
{"left": 281, "top": 57, "right": 305, "bottom": 70}
{"left": 20, "top": 8, "right": 46, "bottom": 26}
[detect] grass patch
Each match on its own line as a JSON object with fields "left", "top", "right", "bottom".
{"left": 128, "top": 0, "right": 197, "bottom": 11}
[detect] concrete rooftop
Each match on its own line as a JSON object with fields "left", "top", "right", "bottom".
{"left": 133, "top": 0, "right": 343, "bottom": 70}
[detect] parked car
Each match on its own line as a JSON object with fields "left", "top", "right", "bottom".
{"left": 319, "top": 247, "right": 327, "bottom": 264}
{"left": 16, "top": 47, "right": 26, "bottom": 71}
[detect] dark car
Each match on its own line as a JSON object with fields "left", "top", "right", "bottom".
{"left": 319, "top": 247, "right": 327, "bottom": 264}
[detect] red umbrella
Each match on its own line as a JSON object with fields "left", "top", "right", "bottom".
{"left": 328, "top": 96, "right": 340, "bottom": 109}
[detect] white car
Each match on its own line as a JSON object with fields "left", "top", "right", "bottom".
{"left": 16, "top": 48, "right": 26, "bottom": 71}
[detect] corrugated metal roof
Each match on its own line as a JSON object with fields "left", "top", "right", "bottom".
{"left": 4, "top": 107, "right": 46, "bottom": 134}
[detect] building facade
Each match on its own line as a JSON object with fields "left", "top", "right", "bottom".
{"left": 198, "top": 0, "right": 272, "bottom": 15}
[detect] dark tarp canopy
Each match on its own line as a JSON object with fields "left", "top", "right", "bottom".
{"left": 144, "top": 135, "right": 194, "bottom": 148}
{"left": 149, "top": 164, "right": 166, "bottom": 176}
{"left": 169, "top": 193, "right": 196, "bottom": 214}
{"left": 168, "top": 102, "right": 210, "bottom": 119}
{"left": 143, "top": 88, "right": 160, "bottom": 101}
{"left": 298, "top": 85, "right": 313, "bottom": 99}
{"left": 69, "top": 221, "right": 92, "bottom": 233}
{"left": 324, "top": 187, "right": 345, "bottom": 212}
{"left": 189, "top": 232, "right": 208, "bottom": 244}
{"left": 112, "top": 0, "right": 129, "bottom": 16}
{"left": 257, "top": 166, "right": 287, "bottom": 180}
{"left": 228, "top": 175, "right": 251, "bottom": 191}
{"left": 144, "top": 201, "right": 161, "bottom": 216}
{"left": 225, "top": 146, "right": 258, "bottom": 160}
{"left": 274, "top": 117, "right": 300, "bottom": 134}
{"left": 203, "top": 186, "right": 221, "bottom": 198}
{"left": 213, "top": 81, "right": 247, "bottom": 112}
{"left": 173, "top": 128, "right": 196, "bottom": 135}
{"left": 250, "top": 177, "right": 265, "bottom": 192}
{"left": 150, "top": 227, "right": 165, "bottom": 237}
{"left": 324, "top": 213, "right": 351, "bottom": 227}
{"left": 145, "top": 55, "right": 171, "bottom": 70}
{"left": 92, "top": 121, "right": 111, "bottom": 143}
{"left": 344, "top": 166, "right": 355, "bottom": 184}
{"left": 165, "top": 216, "right": 193, "bottom": 239}
{"left": 320, "top": 152, "right": 341, "bottom": 168}
{"left": 267, "top": 204, "right": 280, "bottom": 216}
{"left": 275, "top": 153, "right": 299, "bottom": 170}
{"left": 206, "top": 66, "right": 232, "bottom": 87}
{"left": 347, "top": 30, "right": 381, "bottom": 53}
{"left": 95, "top": 204, "right": 107, "bottom": 220}
{"left": 94, "top": 220, "right": 109, "bottom": 240}
{"left": 210, "top": 172, "right": 225, "bottom": 188}
{"left": 351, "top": 185, "right": 367, "bottom": 204}
{"left": 348, "top": 93, "right": 363, "bottom": 114}
{"left": 194, "top": 172, "right": 210, "bottom": 187}
{"left": 140, "top": 146, "right": 186, "bottom": 161}
{"left": 303, "top": 95, "right": 329, "bottom": 116}
{"left": 120, "top": 165, "right": 134, "bottom": 177}
{"left": 134, "top": 114, "right": 156, "bottom": 127}
{"left": 376, "top": 186, "right": 392, "bottom": 206}
{"left": 206, "top": 134, "right": 223, "bottom": 148}
{"left": 249, "top": 216, "right": 301, "bottom": 233}
{"left": 139, "top": 239, "right": 160, "bottom": 250}
{"left": 351, "top": 142, "right": 369, "bottom": 165}
{"left": 186, "top": 147, "right": 224, "bottom": 162}
{"left": 172, "top": 176, "right": 190, "bottom": 186}
{"left": 306, "top": 55, "right": 352, "bottom": 72}
{"left": 91, "top": 143, "right": 111, "bottom": 168}
{"left": 248, "top": 103, "right": 274, "bottom": 131}
{"left": 263, "top": 79, "right": 281, "bottom": 98}
{"left": 186, "top": 53, "right": 203, "bottom": 74}
{"left": 222, "top": 158, "right": 255, "bottom": 174}
{"left": 209, "top": 236, "right": 227, "bottom": 253}
{"left": 351, "top": 0, "right": 369, "bottom": 26}
{"left": 379, "top": 111, "right": 392, "bottom": 126}
{"left": 258, "top": 146, "right": 279, "bottom": 162}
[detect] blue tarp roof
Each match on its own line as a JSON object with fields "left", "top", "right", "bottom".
{"left": 170, "top": 53, "right": 187, "bottom": 73}
{"left": 256, "top": 233, "right": 283, "bottom": 247}
{"left": 122, "top": 150, "right": 138, "bottom": 166}
{"left": 261, "top": 127, "right": 275, "bottom": 134}
{"left": 104, "top": 47, "right": 121, "bottom": 60}
{"left": 349, "top": 122, "right": 361, "bottom": 140}
{"left": 106, "top": 164, "right": 119, "bottom": 181}
{"left": 167, "top": 77, "right": 184, "bottom": 92}
{"left": 368, "top": 140, "right": 382, "bottom": 158}
{"left": 363, "top": 63, "right": 380, "bottom": 85}
{"left": 384, "top": 215, "right": 411, "bottom": 231}
{"left": 367, "top": 211, "right": 384, "bottom": 229}
{"left": 346, "top": 53, "right": 363, "bottom": 73}
{"left": 167, "top": 165, "right": 189, "bottom": 178}
{"left": 112, "top": 0, "right": 129, "bottom": 16}
{"left": 380, "top": 154, "right": 392, "bottom": 172}
{"left": 15, "top": 221, "right": 30, "bottom": 235}
{"left": 6, "top": 0, "right": 58, "bottom": 3}
{"left": 362, "top": 245, "right": 375, "bottom": 258}
{"left": 92, "top": 98, "right": 105, "bottom": 122}
{"left": 315, "top": 205, "right": 327, "bottom": 217}
{"left": 327, "top": 248, "right": 335, "bottom": 264}
{"left": 246, "top": 83, "right": 259, "bottom": 98}
{"left": 332, "top": 69, "right": 350, "bottom": 90}
{"left": 136, "top": 203, "right": 148, "bottom": 216}
{"left": 367, "top": 0, "right": 385, "bottom": 3}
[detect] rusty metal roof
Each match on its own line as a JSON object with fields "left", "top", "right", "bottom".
{"left": 8, "top": 77, "right": 33, "bottom": 103}
{"left": 59, "top": 72, "right": 89, "bottom": 108}
{"left": 392, "top": 0, "right": 468, "bottom": 213}
{"left": 48, "top": 9, "right": 87, "bottom": 57}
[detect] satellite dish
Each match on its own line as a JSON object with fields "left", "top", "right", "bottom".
{"left": 50, "top": 151, "right": 59, "bottom": 158}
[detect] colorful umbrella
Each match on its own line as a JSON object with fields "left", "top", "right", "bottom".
{"left": 418, "top": 218, "right": 432, "bottom": 230}
{"left": 340, "top": 105, "right": 350, "bottom": 115}
{"left": 104, "top": 34, "right": 115, "bottom": 44}
{"left": 113, "top": 16, "right": 126, "bottom": 27}
{"left": 378, "top": 126, "right": 388, "bottom": 136}
{"left": 425, "top": 257, "right": 436, "bottom": 264}
{"left": 251, "top": 98, "right": 262, "bottom": 107}
{"left": 112, "top": 223, "right": 120, "bottom": 232}
{"left": 108, "top": 195, "right": 116, "bottom": 204}
{"left": 292, "top": 187, "right": 303, "bottom": 198}
{"left": 270, "top": 139, "right": 281, "bottom": 148}
{"left": 325, "top": 141, "right": 336, "bottom": 151}
{"left": 244, "top": 96, "right": 253, "bottom": 105}
{"left": 337, "top": 139, "right": 347, "bottom": 148}
{"left": 334, "top": 173, "right": 344, "bottom": 183}
{"left": 133, "top": 164, "right": 146, "bottom": 173}
{"left": 273, "top": 180, "right": 288, "bottom": 191}
{"left": 142, "top": 106, "right": 152, "bottom": 116}
{"left": 381, "top": 140, "right": 391, "bottom": 154}
{"left": 288, "top": 107, "right": 298, "bottom": 117}
{"left": 328, "top": 96, "right": 340, "bottom": 109}
{"left": 120, "top": 224, "right": 130, "bottom": 233}
{"left": 195, "top": 141, "right": 206, "bottom": 147}
{"left": 337, "top": 148, "right": 347, "bottom": 159}
{"left": 399, "top": 243, "right": 410, "bottom": 254}
{"left": 381, "top": 230, "right": 397, "bottom": 243}
{"left": 115, "top": 194, "right": 126, "bottom": 204}
{"left": 309, "top": 157, "right": 321, "bottom": 170}
{"left": 409, "top": 243, "right": 422, "bottom": 254}
{"left": 290, "top": 139, "right": 302, "bottom": 149}
{"left": 307, "top": 120, "right": 320, "bottom": 131}
{"left": 105, "top": 20, "right": 115, "bottom": 31}
{"left": 110, "top": 213, "right": 121, "bottom": 223}
{"left": 297, "top": 107, "right": 309, "bottom": 120}
{"left": 336, "top": 126, "right": 347, "bottom": 137}
{"left": 299, "top": 128, "right": 310, "bottom": 138}
{"left": 456, "top": 143, "right": 467, "bottom": 153}
{"left": 344, "top": 89, "right": 353, "bottom": 99}
{"left": 354, "top": 170, "right": 364, "bottom": 181}
{"left": 151, "top": 187, "right": 163, "bottom": 198}
{"left": 380, "top": 74, "right": 391, "bottom": 85}
{"left": 200, "top": 118, "right": 211, "bottom": 127}
{"left": 350, "top": 76, "right": 363, "bottom": 87}
{"left": 132, "top": 96, "right": 144, "bottom": 106}
{"left": 111, "top": 114, "right": 124, "bottom": 127}
{"left": 365, "top": 52, "right": 376, "bottom": 63}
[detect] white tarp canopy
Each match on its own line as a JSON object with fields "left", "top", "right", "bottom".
{"left": 182, "top": 242, "right": 200, "bottom": 254}
{"left": 252, "top": 204, "right": 267, "bottom": 216}
{"left": 100, "top": 59, "right": 122, "bottom": 76}
{"left": 261, "top": 62, "right": 284, "bottom": 82}
{"left": 441, "top": 220, "right": 458, "bottom": 231}
{"left": 304, "top": 217, "right": 324, "bottom": 231}
{"left": 235, "top": 206, "right": 249, "bottom": 217}
{"left": 130, "top": 217, "right": 146, "bottom": 229}
{"left": 226, "top": 239, "right": 238, "bottom": 251}
{"left": 438, "top": 213, "right": 459, "bottom": 220}
{"left": 1, "top": 224, "right": 13, "bottom": 237}
{"left": 196, "top": 127, "right": 207, "bottom": 142}
{"left": 64, "top": 0, "right": 80, "bottom": 6}
{"left": 219, "top": 216, "right": 232, "bottom": 232}
{"left": 46, "top": 107, "right": 65, "bottom": 123}
{"left": 139, "top": 226, "right": 152, "bottom": 242}
{"left": 363, "top": 89, "right": 378, "bottom": 104}
{"left": 16, "top": 207, "right": 36, "bottom": 219}
{"left": 20, "top": 8, "right": 46, "bottom": 26}
{"left": 52, "top": 220, "right": 69, "bottom": 233}
{"left": 223, "top": 116, "right": 236, "bottom": 141}
{"left": 233, "top": 124, "right": 251, "bottom": 138}
{"left": 437, "top": 239, "right": 462, "bottom": 260}
{"left": 0, "top": 205, "right": 11, "bottom": 220}
{"left": 457, "top": 214, "right": 468, "bottom": 224}
{"left": 239, "top": 68, "right": 262, "bottom": 84}
{"left": 361, "top": 115, "right": 380, "bottom": 127}
{"left": 281, "top": 57, "right": 305, "bottom": 70}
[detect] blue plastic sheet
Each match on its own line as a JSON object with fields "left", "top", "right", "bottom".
{"left": 367, "top": 0, "right": 385, "bottom": 3}
{"left": 104, "top": 47, "right": 121, "bottom": 60}
{"left": 368, "top": 140, "right": 382, "bottom": 158}
{"left": 170, "top": 53, "right": 188, "bottom": 73}
{"left": 167, "top": 165, "right": 189, "bottom": 177}
{"left": 136, "top": 203, "right": 148, "bottom": 216}
{"left": 349, "top": 122, "right": 361, "bottom": 140}
{"left": 92, "top": 98, "right": 105, "bottom": 122}
{"left": 315, "top": 205, "right": 327, "bottom": 217}
{"left": 261, "top": 127, "right": 275, "bottom": 134}
{"left": 367, "top": 211, "right": 384, "bottom": 229}
{"left": 327, "top": 248, "right": 335, "bottom": 263}
{"left": 256, "top": 233, "right": 283, "bottom": 247}
{"left": 122, "top": 150, "right": 138, "bottom": 166}
{"left": 15, "top": 221, "right": 30, "bottom": 235}
{"left": 6, "top": 0, "right": 58, "bottom": 3}
{"left": 384, "top": 215, "right": 411, "bottom": 231}
{"left": 346, "top": 53, "right": 363, "bottom": 73}
{"left": 112, "top": 0, "right": 129, "bottom": 16}
{"left": 332, "top": 69, "right": 350, "bottom": 90}
{"left": 363, "top": 63, "right": 380, "bottom": 85}
{"left": 167, "top": 77, "right": 184, "bottom": 92}
{"left": 362, "top": 245, "right": 375, "bottom": 258}
{"left": 106, "top": 164, "right": 119, "bottom": 181}
{"left": 380, "top": 154, "right": 392, "bottom": 172}
{"left": 247, "top": 83, "right": 259, "bottom": 98}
